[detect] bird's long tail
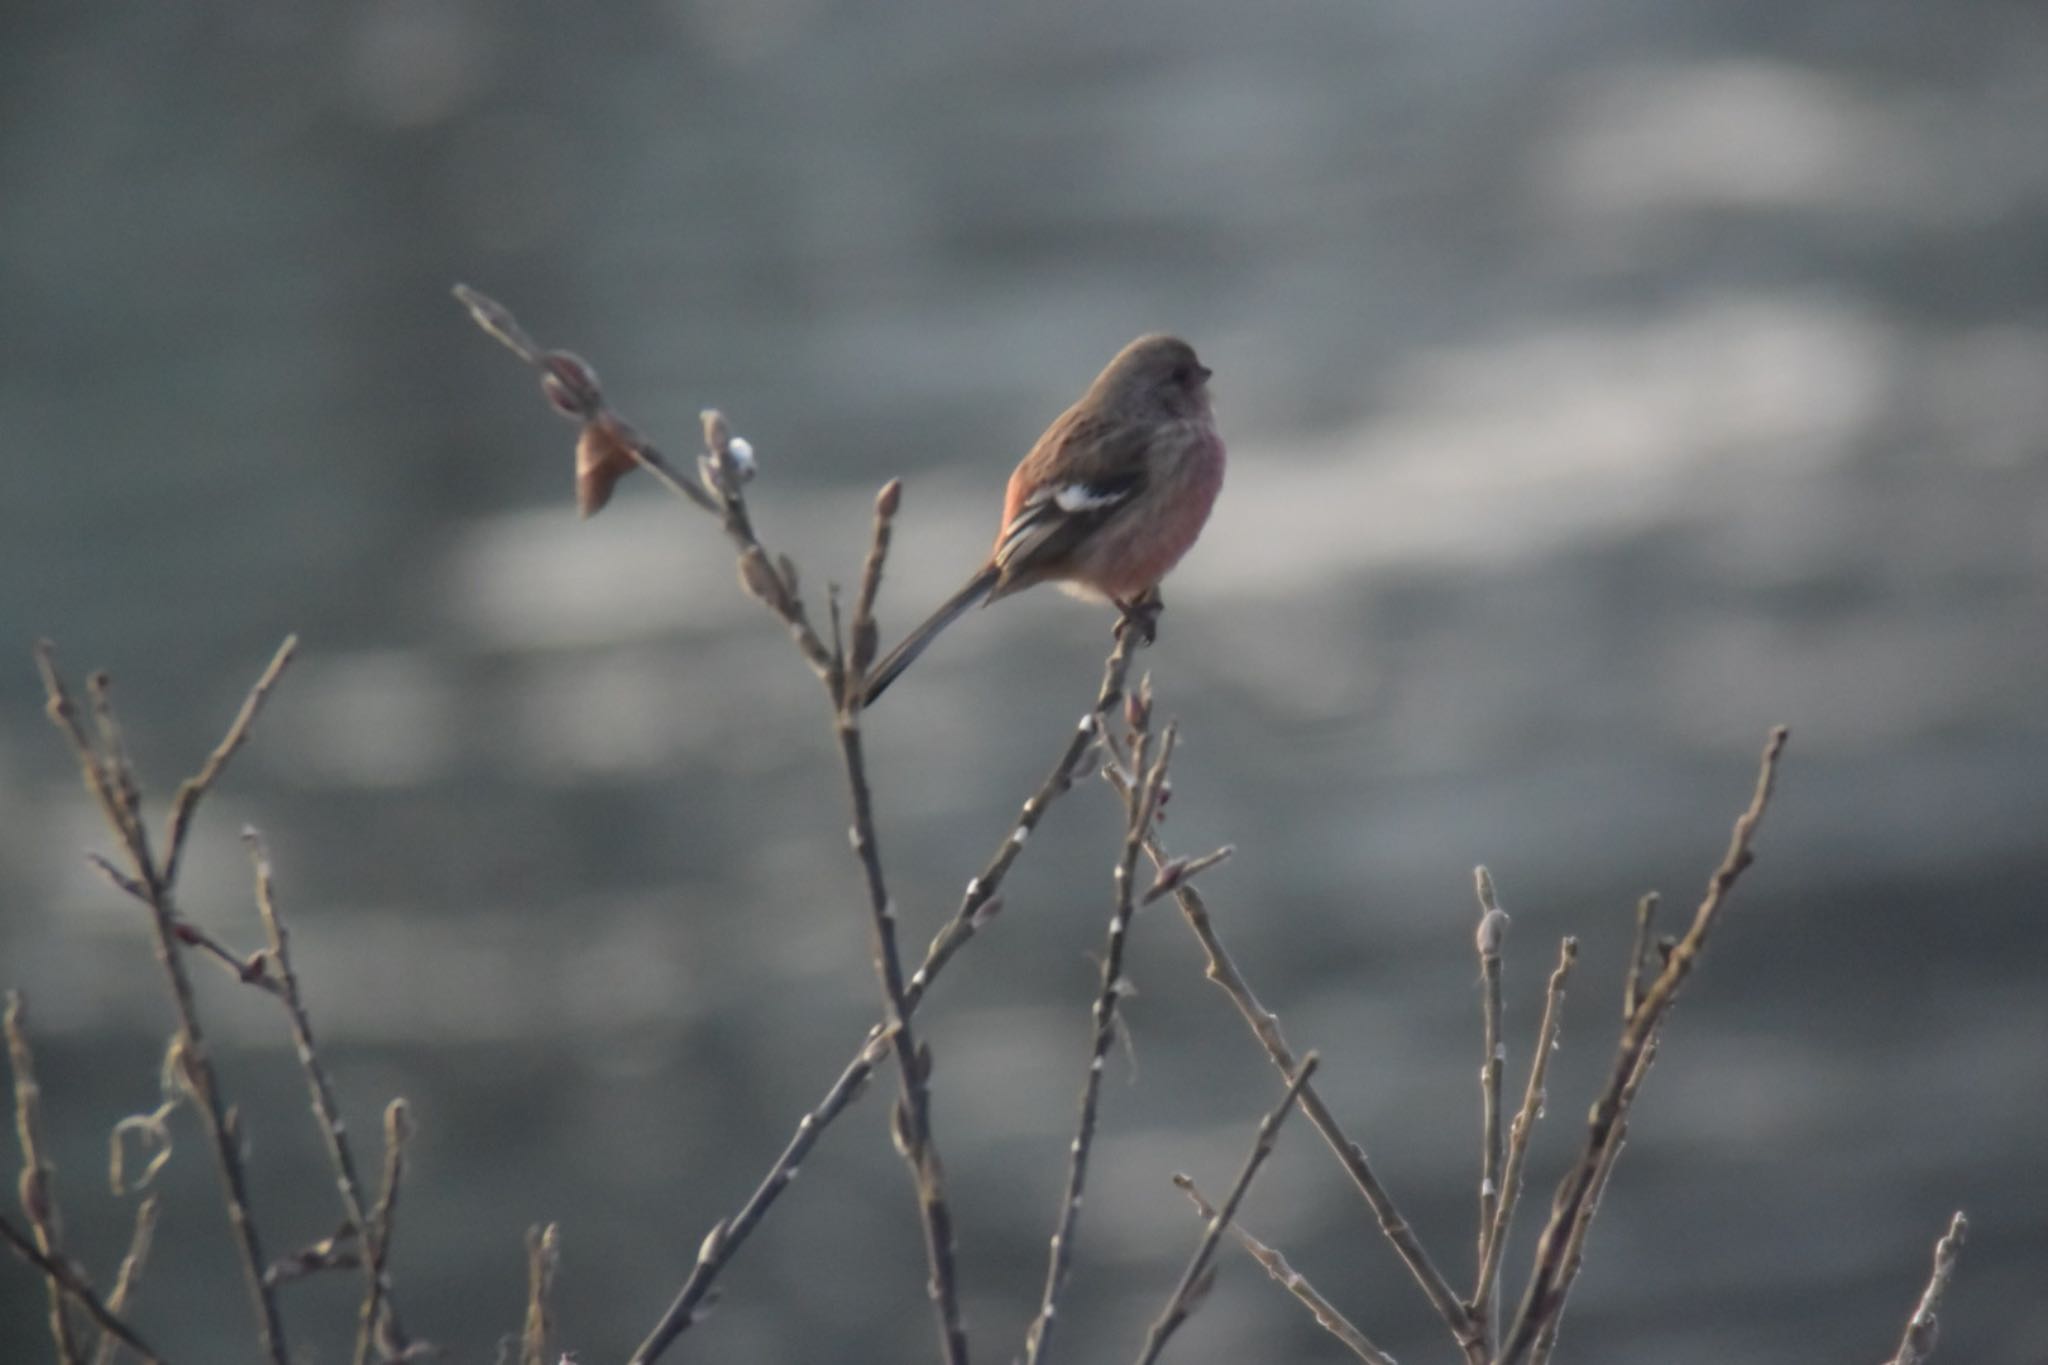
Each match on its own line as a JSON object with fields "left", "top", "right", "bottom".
{"left": 862, "top": 563, "right": 1001, "bottom": 707}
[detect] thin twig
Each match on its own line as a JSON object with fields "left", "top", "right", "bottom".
{"left": 8, "top": 992, "right": 86, "bottom": 1365}
{"left": 453, "top": 283, "right": 546, "bottom": 364}
{"left": 1623, "top": 893, "right": 1658, "bottom": 1022}
{"left": 169, "top": 918, "right": 279, "bottom": 995}
{"left": 1472, "top": 866, "right": 1509, "bottom": 1342}
{"left": 1119, "top": 813, "right": 1481, "bottom": 1359}
{"left": 519, "top": 1223, "right": 561, "bottom": 1365}
{"left": 85, "top": 674, "right": 147, "bottom": 860}
{"left": 908, "top": 627, "right": 1138, "bottom": 1000}
{"left": 265, "top": 1226, "right": 359, "bottom": 1287}
{"left": 850, "top": 480, "right": 898, "bottom": 680}
{"left": 34, "top": 641, "right": 296, "bottom": 1365}
{"left": 161, "top": 637, "right": 297, "bottom": 888}
{"left": 629, "top": 631, "right": 1137, "bottom": 1365}
{"left": 1472, "top": 938, "right": 1577, "bottom": 1322}
{"left": 455, "top": 283, "right": 721, "bottom": 518}
{"left": 459, "top": 293, "right": 854, "bottom": 676}
{"left": 1135, "top": 1055, "right": 1319, "bottom": 1365}
{"left": 363, "top": 1100, "right": 414, "bottom": 1363}
{"left": 455, "top": 285, "right": 773, "bottom": 526}
{"left": 1, "top": 1210, "right": 164, "bottom": 1365}
{"left": 243, "top": 830, "right": 408, "bottom": 1365}
{"left": 1498, "top": 726, "right": 1790, "bottom": 1365}
{"left": 108, "top": 1042, "right": 181, "bottom": 1199}
{"left": 1173, "top": 1175, "right": 1393, "bottom": 1365}
{"left": 1141, "top": 845, "right": 1234, "bottom": 906}
{"left": 834, "top": 484, "right": 970, "bottom": 1365}
{"left": 1885, "top": 1212, "right": 1967, "bottom": 1365}
{"left": 90, "top": 1194, "right": 160, "bottom": 1365}
{"left": 36, "top": 645, "right": 150, "bottom": 877}
{"left": 1023, "top": 709, "right": 1176, "bottom": 1365}
{"left": 1527, "top": 1039, "right": 1657, "bottom": 1365}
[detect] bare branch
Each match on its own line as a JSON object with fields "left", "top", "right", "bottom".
{"left": 242, "top": 830, "right": 410, "bottom": 1364}
{"left": 168, "top": 918, "right": 278, "bottom": 995}
{"left": 1135, "top": 1055, "right": 1318, "bottom": 1365}
{"left": 453, "top": 283, "right": 547, "bottom": 364}
{"left": 36, "top": 645, "right": 296, "bottom": 1365}
{"left": 266, "top": 1225, "right": 361, "bottom": 1287}
{"left": 1173, "top": 1174, "right": 1393, "bottom": 1365}
{"left": 362, "top": 1100, "right": 414, "bottom": 1364}
{"left": 520, "top": 1223, "right": 561, "bottom": 1365}
{"left": 1528, "top": 1038, "right": 1657, "bottom": 1365}
{"left": 90, "top": 1194, "right": 160, "bottom": 1365}
{"left": 161, "top": 635, "right": 297, "bottom": 888}
{"left": 108, "top": 1043, "right": 182, "bottom": 1199}
{"left": 1498, "top": 726, "right": 1790, "bottom": 1365}
{"left": 1623, "top": 893, "right": 1658, "bottom": 1023}
{"left": 34, "top": 642, "right": 149, "bottom": 874}
{"left": 85, "top": 673, "right": 146, "bottom": 858}
{"left": 1117, "top": 803, "right": 1480, "bottom": 1359}
{"left": 832, "top": 485, "right": 970, "bottom": 1365}
{"left": 629, "top": 631, "right": 1138, "bottom": 1365}
{"left": 850, "top": 479, "right": 902, "bottom": 685}
{"left": 1472, "top": 937, "right": 1577, "bottom": 1321}
{"left": 451, "top": 286, "right": 727, "bottom": 517}
{"left": 1024, "top": 716, "right": 1176, "bottom": 1365}
{"left": 1141, "top": 845, "right": 1234, "bottom": 906}
{"left": 1884, "top": 1212, "right": 1967, "bottom": 1365}
{"left": 8, "top": 992, "right": 86, "bottom": 1365}
{"left": 1, "top": 1210, "right": 164, "bottom": 1365}
{"left": 1472, "top": 866, "right": 1509, "bottom": 1343}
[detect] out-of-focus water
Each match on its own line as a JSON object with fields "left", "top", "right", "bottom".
{"left": 3, "top": 2, "right": 2044, "bottom": 1362}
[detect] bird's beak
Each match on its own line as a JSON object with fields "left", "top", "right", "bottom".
{"left": 1196, "top": 364, "right": 1214, "bottom": 383}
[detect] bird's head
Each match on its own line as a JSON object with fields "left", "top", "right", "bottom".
{"left": 1093, "top": 333, "right": 1213, "bottom": 421}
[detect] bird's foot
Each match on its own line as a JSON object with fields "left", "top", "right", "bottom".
{"left": 1112, "top": 591, "right": 1163, "bottom": 646}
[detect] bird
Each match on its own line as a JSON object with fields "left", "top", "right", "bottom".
{"left": 863, "top": 333, "right": 1224, "bottom": 706}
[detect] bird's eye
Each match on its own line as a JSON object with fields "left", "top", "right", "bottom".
{"left": 1172, "top": 363, "right": 1195, "bottom": 386}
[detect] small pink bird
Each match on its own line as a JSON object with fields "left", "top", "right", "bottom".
{"left": 864, "top": 334, "right": 1225, "bottom": 705}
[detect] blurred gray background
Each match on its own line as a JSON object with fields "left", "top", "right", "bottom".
{"left": 3, "top": 1, "right": 2044, "bottom": 1362}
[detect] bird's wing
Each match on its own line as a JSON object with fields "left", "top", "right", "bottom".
{"left": 992, "top": 410, "right": 1150, "bottom": 590}
{"left": 993, "top": 470, "right": 1144, "bottom": 584}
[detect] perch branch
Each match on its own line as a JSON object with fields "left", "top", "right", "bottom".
{"left": 629, "top": 630, "right": 1138, "bottom": 1364}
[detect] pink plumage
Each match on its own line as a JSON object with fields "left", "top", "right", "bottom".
{"left": 865, "top": 334, "right": 1224, "bottom": 706}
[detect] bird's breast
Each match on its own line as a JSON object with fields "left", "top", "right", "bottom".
{"left": 1067, "top": 421, "right": 1224, "bottom": 599}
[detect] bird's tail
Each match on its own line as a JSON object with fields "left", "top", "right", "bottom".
{"left": 862, "top": 564, "right": 1001, "bottom": 707}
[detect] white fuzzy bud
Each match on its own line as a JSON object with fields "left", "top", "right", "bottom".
{"left": 726, "top": 436, "right": 758, "bottom": 481}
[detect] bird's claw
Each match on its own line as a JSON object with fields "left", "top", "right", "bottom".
{"left": 1113, "top": 592, "right": 1163, "bottom": 646}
